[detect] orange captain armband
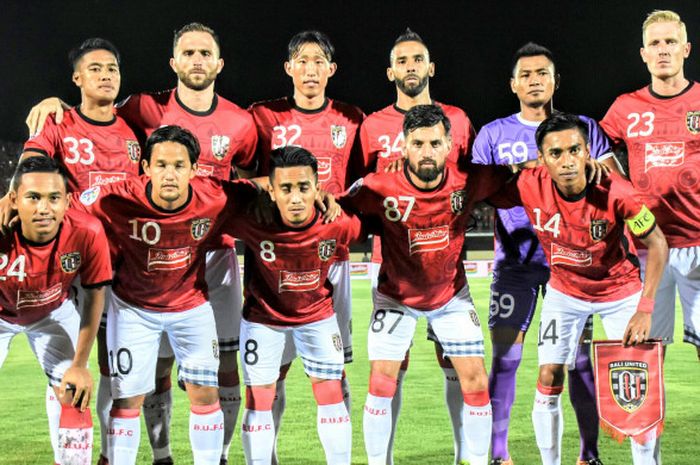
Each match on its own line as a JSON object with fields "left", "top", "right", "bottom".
{"left": 625, "top": 205, "right": 655, "bottom": 237}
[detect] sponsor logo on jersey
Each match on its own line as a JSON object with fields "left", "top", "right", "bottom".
{"left": 589, "top": 219, "right": 609, "bottom": 242}
{"left": 79, "top": 186, "right": 101, "bottom": 206}
{"left": 60, "top": 252, "right": 82, "bottom": 273}
{"left": 196, "top": 164, "right": 215, "bottom": 177}
{"left": 609, "top": 360, "right": 647, "bottom": 413}
{"left": 317, "top": 157, "right": 332, "bottom": 183}
{"left": 408, "top": 225, "right": 450, "bottom": 255}
{"left": 126, "top": 140, "right": 141, "bottom": 162}
{"left": 278, "top": 269, "right": 321, "bottom": 292}
{"left": 318, "top": 239, "right": 337, "bottom": 261}
{"left": 147, "top": 247, "right": 192, "bottom": 271}
{"left": 211, "top": 135, "right": 231, "bottom": 160}
{"left": 450, "top": 190, "right": 466, "bottom": 214}
{"left": 346, "top": 178, "right": 363, "bottom": 197}
{"left": 190, "top": 219, "right": 212, "bottom": 241}
{"left": 332, "top": 333, "right": 343, "bottom": 352}
{"left": 89, "top": 171, "right": 127, "bottom": 188}
{"left": 686, "top": 111, "right": 700, "bottom": 135}
{"left": 644, "top": 142, "right": 684, "bottom": 172}
{"left": 550, "top": 243, "right": 592, "bottom": 267}
{"left": 469, "top": 309, "right": 481, "bottom": 327}
{"left": 17, "top": 283, "right": 62, "bottom": 309}
{"left": 330, "top": 125, "right": 347, "bottom": 149}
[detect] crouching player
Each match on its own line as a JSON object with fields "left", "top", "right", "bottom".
{"left": 225, "top": 146, "right": 367, "bottom": 465}
{"left": 488, "top": 113, "right": 668, "bottom": 465}
{"left": 0, "top": 157, "right": 112, "bottom": 463}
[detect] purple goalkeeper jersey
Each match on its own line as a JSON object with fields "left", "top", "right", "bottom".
{"left": 472, "top": 112, "right": 613, "bottom": 270}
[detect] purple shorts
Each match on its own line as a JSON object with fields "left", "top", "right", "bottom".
{"left": 487, "top": 265, "right": 550, "bottom": 332}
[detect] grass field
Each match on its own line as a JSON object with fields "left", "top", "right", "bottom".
{"left": 1, "top": 277, "right": 699, "bottom": 464}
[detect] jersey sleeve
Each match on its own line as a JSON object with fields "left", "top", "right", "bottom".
{"left": 471, "top": 126, "right": 494, "bottom": 165}
{"left": 337, "top": 175, "right": 379, "bottom": 219}
{"left": 610, "top": 175, "right": 657, "bottom": 238}
{"left": 485, "top": 171, "right": 524, "bottom": 209}
{"left": 23, "top": 116, "right": 60, "bottom": 157}
{"left": 339, "top": 211, "right": 372, "bottom": 245}
{"left": 219, "top": 179, "right": 262, "bottom": 228}
{"left": 358, "top": 122, "right": 375, "bottom": 177}
{"left": 79, "top": 218, "right": 113, "bottom": 288}
{"left": 232, "top": 113, "right": 259, "bottom": 172}
{"left": 586, "top": 117, "right": 613, "bottom": 160}
{"left": 599, "top": 99, "right": 626, "bottom": 144}
{"left": 469, "top": 164, "right": 514, "bottom": 202}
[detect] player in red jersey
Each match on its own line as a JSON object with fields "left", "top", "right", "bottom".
{"left": 489, "top": 113, "right": 668, "bottom": 465}
{"left": 357, "top": 29, "right": 477, "bottom": 464}
{"left": 0, "top": 157, "right": 112, "bottom": 464}
{"left": 248, "top": 30, "right": 364, "bottom": 460}
{"left": 341, "top": 105, "right": 511, "bottom": 465}
{"left": 25, "top": 23, "right": 258, "bottom": 465}
{"left": 220, "top": 146, "right": 366, "bottom": 465}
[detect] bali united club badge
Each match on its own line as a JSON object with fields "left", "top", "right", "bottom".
{"left": 60, "top": 252, "right": 82, "bottom": 273}
{"left": 590, "top": 219, "right": 609, "bottom": 242}
{"left": 318, "top": 239, "right": 337, "bottom": 261}
{"left": 211, "top": 135, "right": 230, "bottom": 160}
{"left": 330, "top": 125, "right": 347, "bottom": 149}
{"left": 450, "top": 190, "right": 466, "bottom": 214}
{"left": 126, "top": 140, "right": 141, "bottom": 162}
{"left": 686, "top": 111, "right": 700, "bottom": 135}
{"left": 191, "top": 218, "right": 212, "bottom": 240}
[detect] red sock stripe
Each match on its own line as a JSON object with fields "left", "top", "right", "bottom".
{"left": 110, "top": 407, "right": 140, "bottom": 419}
{"left": 312, "top": 380, "right": 344, "bottom": 405}
{"left": 59, "top": 405, "right": 93, "bottom": 428}
{"left": 369, "top": 372, "right": 397, "bottom": 398}
{"left": 245, "top": 386, "right": 275, "bottom": 411}
{"left": 462, "top": 389, "right": 490, "bottom": 407}
{"left": 191, "top": 401, "right": 221, "bottom": 415}
{"left": 537, "top": 382, "right": 564, "bottom": 396}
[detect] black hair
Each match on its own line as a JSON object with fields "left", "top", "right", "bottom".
{"left": 287, "top": 30, "right": 335, "bottom": 61}
{"left": 390, "top": 28, "right": 427, "bottom": 63}
{"left": 403, "top": 104, "right": 451, "bottom": 136}
{"left": 173, "top": 22, "right": 221, "bottom": 53}
{"left": 535, "top": 112, "right": 589, "bottom": 150}
{"left": 269, "top": 146, "right": 318, "bottom": 179}
{"left": 143, "top": 125, "right": 200, "bottom": 165}
{"left": 68, "top": 38, "right": 120, "bottom": 70}
{"left": 10, "top": 156, "right": 68, "bottom": 192}
{"left": 511, "top": 42, "right": 556, "bottom": 77}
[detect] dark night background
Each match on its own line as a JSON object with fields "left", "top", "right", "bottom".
{"left": 1, "top": 0, "right": 698, "bottom": 144}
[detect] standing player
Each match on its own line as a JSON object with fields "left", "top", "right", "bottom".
{"left": 26, "top": 23, "right": 258, "bottom": 465}
{"left": 0, "top": 157, "right": 112, "bottom": 464}
{"left": 248, "top": 30, "right": 364, "bottom": 457}
{"left": 488, "top": 112, "right": 668, "bottom": 465}
{"left": 357, "top": 29, "right": 476, "bottom": 464}
{"left": 225, "top": 146, "right": 366, "bottom": 465}
{"left": 342, "top": 105, "right": 512, "bottom": 465}
{"left": 73, "top": 126, "right": 260, "bottom": 465}
{"left": 471, "top": 43, "right": 618, "bottom": 465}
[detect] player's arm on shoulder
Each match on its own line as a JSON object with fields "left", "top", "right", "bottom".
{"left": 25, "top": 96, "right": 71, "bottom": 136}
{"left": 483, "top": 167, "right": 523, "bottom": 209}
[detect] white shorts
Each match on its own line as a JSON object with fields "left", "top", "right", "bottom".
{"left": 538, "top": 285, "right": 639, "bottom": 366}
{"left": 240, "top": 315, "right": 345, "bottom": 386}
{"left": 639, "top": 245, "right": 700, "bottom": 346}
{"left": 368, "top": 285, "right": 485, "bottom": 361}
{"left": 206, "top": 248, "right": 243, "bottom": 352}
{"left": 329, "top": 260, "right": 352, "bottom": 362}
{"left": 0, "top": 299, "right": 79, "bottom": 387}
{"left": 107, "top": 293, "right": 220, "bottom": 399}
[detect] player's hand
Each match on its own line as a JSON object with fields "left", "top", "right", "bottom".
{"left": 0, "top": 193, "right": 18, "bottom": 235}
{"left": 60, "top": 366, "right": 94, "bottom": 411}
{"left": 622, "top": 312, "right": 652, "bottom": 347}
{"left": 316, "top": 190, "right": 341, "bottom": 223}
{"left": 383, "top": 157, "right": 404, "bottom": 173}
{"left": 585, "top": 159, "right": 611, "bottom": 184}
{"left": 25, "top": 97, "right": 69, "bottom": 137}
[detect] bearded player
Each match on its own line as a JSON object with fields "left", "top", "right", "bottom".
{"left": 248, "top": 31, "right": 364, "bottom": 458}
{"left": 25, "top": 23, "right": 257, "bottom": 465}
{"left": 0, "top": 157, "right": 112, "bottom": 464}
{"left": 471, "top": 42, "right": 620, "bottom": 465}
{"left": 358, "top": 29, "right": 476, "bottom": 464}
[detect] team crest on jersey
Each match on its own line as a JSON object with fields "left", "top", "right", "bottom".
{"left": 126, "top": 140, "right": 141, "bottom": 162}
{"left": 318, "top": 239, "right": 337, "bottom": 261}
{"left": 590, "top": 219, "right": 609, "bottom": 242}
{"left": 190, "top": 218, "right": 212, "bottom": 240}
{"left": 332, "top": 333, "right": 343, "bottom": 352}
{"left": 610, "top": 360, "right": 648, "bottom": 413}
{"left": 330, "top": 125, "right": 347, "bottom": 149}
{"left": 212, "top": 340, "right": 219, "bottom": 360}
{"left": 79, "top": 186, "right": 101, "bottom": 206}
{"left": 60, "top": 252, "right": 81, "bottom": 273}
{"left": 346, "top": 178, "right": 363, "bottom": 197}
{"left": 469, "top": 309, "right": 481, "bottom": 327}
{"left": 450, "top": 190, "right": 467, "bottom": 214}
{"left": 211, "top": 135, "right": 230, "bottom": 160}
{"left": 686, "top": 111, "right": 700, "bottom": 134}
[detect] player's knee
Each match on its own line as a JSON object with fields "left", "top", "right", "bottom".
{"left": 369, "top": 372, "right": 397, "bottom": 398}
{"left": 245, "top": 385, "right": 276, "bottom": 411}
{"left": 113, "top": 395, "right": 145, "bottom": 410}
{"left": 311, "top": 379, "right": 343, "bottom": 405}
{"left": 186, "top": 384, "right": 219, "bottom": 406}
{"left": 154, "top": 356, "right": 175, "bottom": 379}
{"left": 538, "top": 364, "right": 565, "bottom": 387}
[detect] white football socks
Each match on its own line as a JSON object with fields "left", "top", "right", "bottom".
{"left": 190, "top": 403, "right": 224, "bottom": 465}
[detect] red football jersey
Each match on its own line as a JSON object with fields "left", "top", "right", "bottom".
{"left": 73, "top": 176, "right": 259, "bottom": 312}
{"left": 223, "top": 211, "right": 366, "bottom": 326}
{"left": 0, "top": 210, "right": 112, "bottom": 325}
{"left": 117, "top": 89, "right": 258, "bottom": 181}
{"left": 23, "top": 108, "right": 140, "bottom": 192}
{"left": 340, "top": 165, "right": 510, "bottom": 310}
{"left": 600, "top": 82, "right": 700, "bottom": 248}
{"left": 249, "top": 97, "right": 365, "bottom": 194}
{"left": 490, "top": 167, "right": 654, "bottom": 302}
{"left": 358, "top": 102, "right": 475, "bottom": 175}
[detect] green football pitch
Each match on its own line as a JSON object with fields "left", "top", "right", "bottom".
{"left": 1, "top": 278, "right": 699, "bottom": 464}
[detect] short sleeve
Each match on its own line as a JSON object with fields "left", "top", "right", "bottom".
{"left": 600, "top": 99, "right": 625, "bottom": 143}
{"left": 471, "top": 127, "right": 494, "bottom": 165}
{"left": 485, "top": 170, "right": 524, "bottom": 209}
{"left": 610, "top": 175, "right": 656, "bottom": 237}
{"left": 79, "top": 219, "right": 113, "bottom": 288}
{"left": 23, "top": 116, "right": 59, "bottom": 157}
{"left": 585, "top": 117, "right": 613, "bottom": 160}
{"left": 232, "top": 113, "right": 259, "bottom": 172}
